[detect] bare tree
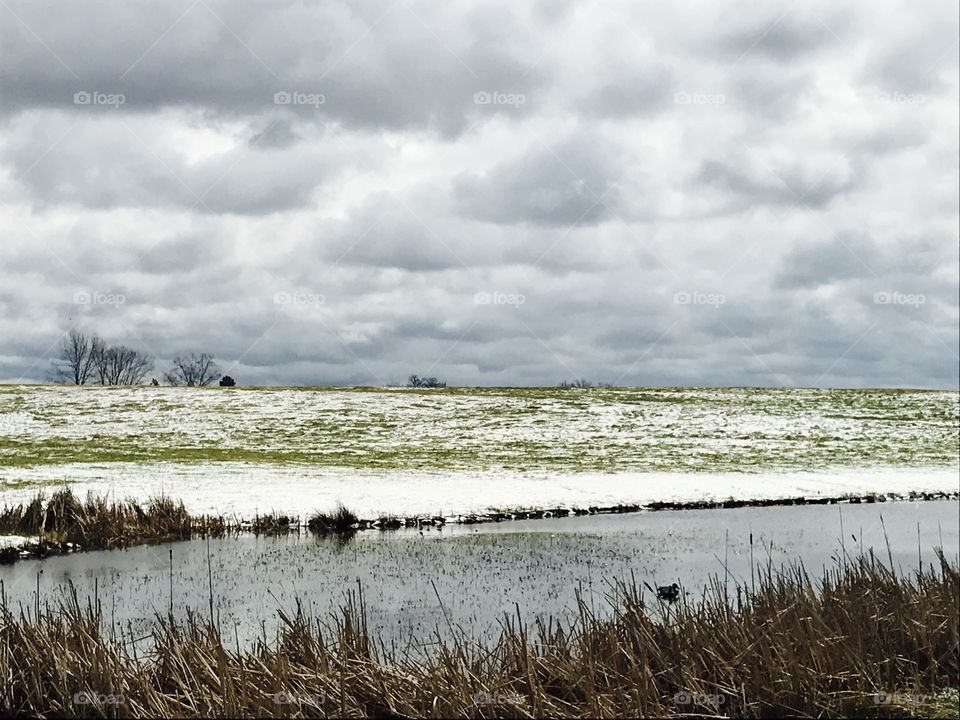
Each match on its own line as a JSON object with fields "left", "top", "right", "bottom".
{"left": 164, "top": 353, "right": 220, "bottom": 386}
{"left": 90, "top": 335, "right": 108, "bottom": 384}
{"left": 94, "top": 345, "right": 154, "bottom": 385}
{"left": 407, "top": 374, "right": 446, "bottom": 388}
{"left": 559, "top": 378, "right": 595, "bottom": 388}
{"left": 116, "top": 347, "right": 154, "bottom": 385}
{"left": 51, "top": 329, "right": 99, "bottom": 385}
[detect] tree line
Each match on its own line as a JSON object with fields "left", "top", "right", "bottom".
{"left": 558, "top": 378, "right": 613, "bottom": 388}
{"left": 51, "top": 330, "right": 609, "bottom": 389}
{"left": 51, "top": 329, "right": 231, "bottom": 387}
{"left": 406, "top": 374, "right": 446, "bottom": 388}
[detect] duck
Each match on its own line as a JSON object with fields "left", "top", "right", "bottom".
{"left": 657, "top": 583, "right": 680, "bottom": 603}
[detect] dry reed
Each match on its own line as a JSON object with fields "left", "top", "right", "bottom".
{"left": 0, "top": 488, "right": 229, "bottom": 557}
{"left": 0, "top": 549, "right": 957, "bottom": 718}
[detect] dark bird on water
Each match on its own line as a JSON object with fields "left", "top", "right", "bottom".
{"left": 657, "top": 583, "right": 680, "bottom": 602}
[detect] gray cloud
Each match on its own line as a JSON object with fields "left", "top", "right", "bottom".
{"left": 453, "top": 132, "right": 623, "bottom": 226}
{"left": 0, "top": 0, "right": 957, "bottom": 389}
{"left": 0, "top": 0, "right": 547, "bottom": 136}
{"left": 696, "top": 156, "right": 858, "bottom": 209}
{"left": 716, "top": 14, "right": 842, "bottom": 62}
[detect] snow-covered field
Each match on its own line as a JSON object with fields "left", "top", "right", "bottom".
{"left": 1, "top": 385, "right": 957, "bottom": 518}
{"left": 2, "top": 462, "right": 958, "bottom": 519}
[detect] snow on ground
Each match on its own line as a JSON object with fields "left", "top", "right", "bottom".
{"left": 2, "top": 385, "right": 958, "bottom": 473}
{"left": 0, "top": 534, "right": 29, "bottom": 549}
{"left": 1, "top": 462, "right": 957, "bottom": 519}
{"left": 2, "top": 386, "right": 957, "bottom": 520}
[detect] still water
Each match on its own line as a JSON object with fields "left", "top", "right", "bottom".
{"left": 1, "top": 500, "right": 956, "bottom": 649}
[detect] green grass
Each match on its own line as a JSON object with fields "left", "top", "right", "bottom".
{"left": 1, "top": 385, "right": 957, "bottom": 474}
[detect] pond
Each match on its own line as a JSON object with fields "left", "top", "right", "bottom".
{"left": 1, "top": 500, "right": 956, "bottom": 650}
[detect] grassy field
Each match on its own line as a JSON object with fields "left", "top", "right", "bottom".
{"left": 2, "top": 385, "right": 957, "bottom": 473}
{"left": 2, "top": 386, "right": 957, "bottom": 718}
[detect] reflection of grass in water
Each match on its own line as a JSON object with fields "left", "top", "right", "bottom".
{"left": 1, "top": 386, "right": 957, "bottom": 474}
{"left": 0, "top": 478, "right": 69, "bottom": 491}
{"left": 250, "top": 512, "right": 296, "bottom": 535}
{"left": 0, "top": 546, "right": 956, "bottom": 717}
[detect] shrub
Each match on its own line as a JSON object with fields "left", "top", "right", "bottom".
{"left": 307, "top": 504, "right": 359, "bottom": 534}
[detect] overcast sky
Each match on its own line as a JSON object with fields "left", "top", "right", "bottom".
{"left": 1, "top": 0, "right": 957, "bottom": 388}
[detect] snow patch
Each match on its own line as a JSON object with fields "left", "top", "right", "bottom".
{"left": 2, "top": 463, "right": 957, "bottom": 519}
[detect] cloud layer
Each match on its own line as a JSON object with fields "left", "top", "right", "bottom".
{"left": 1, "top": 0, "right": 957, "bottom": 387}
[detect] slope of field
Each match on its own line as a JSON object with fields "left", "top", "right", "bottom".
{"left": 1, "top": 385, "right": 957, "bottom": 516}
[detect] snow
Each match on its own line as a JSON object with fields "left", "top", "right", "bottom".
{"left": 0, "top": 535, "right": 30, "bottom": 549}
{"left": 1, "top": 463, "right": 956, "bottom": 519}
{"left": 1, "top": 385, "right": 957, "bottom": 520}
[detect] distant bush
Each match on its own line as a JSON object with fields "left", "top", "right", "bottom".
{"left": 407, "top": 374, "right": 446, "bottom": 388}
{"left": 219, "top": 376, "right": 236, "bottom": 387}
{"left": 250, "top": 512, "right": 293, "bottom": 534}
{"left": 307, "top": 504, "right": 359, "bottom": 535}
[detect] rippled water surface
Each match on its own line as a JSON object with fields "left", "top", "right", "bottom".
{"left": 2, "top": 500, "right": 956, "bottom": 648}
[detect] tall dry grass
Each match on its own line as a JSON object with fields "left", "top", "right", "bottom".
{"left": 0, "top": 488, "right": 228, "bottom": 553}
{"left": 0, "top": 550, "right": 957, "bottom": 718}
